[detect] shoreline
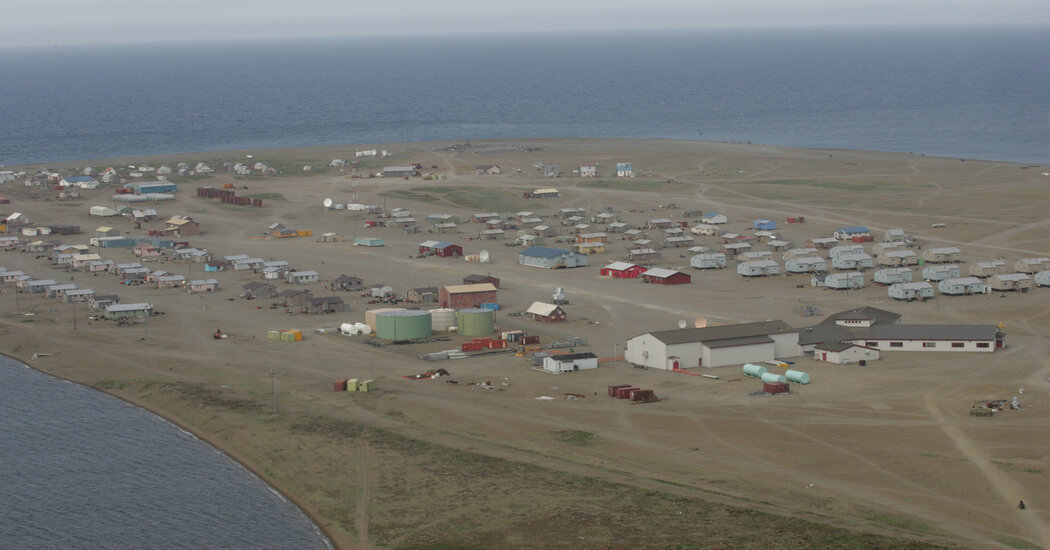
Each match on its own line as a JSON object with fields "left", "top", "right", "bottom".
{"left": 1, "top": 350, "right": 340, "bottom": 550}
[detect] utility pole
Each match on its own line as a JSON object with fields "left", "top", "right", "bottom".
{"left": 270, "top": 368, "right": 278, "bottom": 417}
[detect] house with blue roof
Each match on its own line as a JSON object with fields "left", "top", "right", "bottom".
{"left": 518, "top": 246, "right": 588, "bottom": 269}
{"left": 752, "top": 219, "right": 776, "bottom": 230}
{"left": 60, "top": 175, "right": 98, "bottom": 189}
{"left": 833, "top": 226, "right": 871, "bottom": 240}
{"left": 616, "top": 162, "right": 633, "bottom": 177}
{"left": 700, "top": 212, "right": 727, "bottom": 224}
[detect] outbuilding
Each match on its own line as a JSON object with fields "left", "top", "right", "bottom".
{"left": 527, "top": 301, "right": 567, "bottom": 322}
{"left": 814, "top": 342, "right": 880, "bottom": 364}
{"left": 542, "top": 352, "right": 598, "bottom": 373}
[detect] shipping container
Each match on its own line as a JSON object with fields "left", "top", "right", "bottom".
{"left": 608, "top": 384, "right": 631, "bottom": 397}
{"left": 333, "top": 379, "right": 347, "bottom": 392}
{"left": 359, "top": 379, "right": 376, "bottom": 392}
{"left": 629, "top": 389, "right": 655, "bottom": 401}
{"left": 615, "top": 387, "right": 640, "bottom": 399}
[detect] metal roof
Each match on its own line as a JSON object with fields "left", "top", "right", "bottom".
{"left": 865, "top": 324, "right": 1000, "bottom": 341}
{"left": 645, "top": 320, "right": 795, "bottom": 345}
{"left": 704, "top": 334, "right": 774, "bottom": 349}
{"left": 519, "top": 246, "right": 574, "bottom": 259}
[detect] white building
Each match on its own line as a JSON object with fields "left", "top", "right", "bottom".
{"left": 832, "top": 253, "right": 874, "bottom": 270}
{"left": 888, "top": 282, "right": 935, "bottom": 301}
{"left": 921, "top": 264, "right": 961, "bottom": 281}
{"left": 690, "top": 253, "right": 726, "bottom": 269}
{"left": 938, "top": 277, "right": 989, "bottom": 295}
{"left": 815, "top": 272, "right": 865, "bottom": 289}
{"left": 737, "top": 260, "right": 780, "bottom": 277}
{"left": 625, "top": 320, "right": 799, "bottom": 369}
{"left": 813, "top": 342, "right": 880, "bottom": 364}
{"left": 873, "top": 267, "right": 913, "bottom": 285}
{"left": 784, "top": 256, "right": 827, "bottom": 273}
{"left": 542, "top": 353, "right": 598, "bottom": 373}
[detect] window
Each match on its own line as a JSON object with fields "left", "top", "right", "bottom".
{"left": 866, "top": 342, "right": 878, "bottom": 347}
{"left": 890, "top": 342, "right": 903, "bottom": 348}
{"left": 923, "top": 342, "right": 936, "bottom": 348}
{"left": 952, "top": 342, "right": 965, "bottom": 348}
{"left": 977, "top": 343, "right": 990, "bottom": 348}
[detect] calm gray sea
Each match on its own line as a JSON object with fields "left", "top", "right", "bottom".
{"left": 0, "top": 25, "right": 1047, "bottom": 165}
{"left": 0, "top": 356, "right": 330, "bottom": 550}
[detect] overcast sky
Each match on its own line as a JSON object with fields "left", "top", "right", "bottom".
{"left": 4, "top": 0, "right": 1049, "bottom": 47}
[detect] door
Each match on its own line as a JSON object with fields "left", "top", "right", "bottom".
{"left": 822, "top": 352, "right": 827, "bottom": 361}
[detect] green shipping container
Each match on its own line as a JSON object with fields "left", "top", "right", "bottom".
{"left": 347, "top": 378, "right": 359, "bottom": 392}
{"left": 359, "top": 379, "right": 376, "bottom": 392}
{"left": 267, "top": 330, "right": 281, "bottom": 340}
{"left": 280, "top": 331, "right": 295, "bottom": 342}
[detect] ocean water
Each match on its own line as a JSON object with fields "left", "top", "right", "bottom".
{"left": 0, "top": 25, "right": 1047, "bottom": 165}
{"left": 0, "top": 357, "right": 331, "bottom": 550}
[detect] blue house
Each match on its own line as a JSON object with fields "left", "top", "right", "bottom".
{"left": 833, "top": 226, "right": 871, "bottom": 240}
{"left": 518, "top": 246, "right": 588, "bottom": 269}
{"left": 752, "top": 219, "right": 777, "bottom": 230}
{"left": 125, "top": 181, "right": 177, "bottom": 194}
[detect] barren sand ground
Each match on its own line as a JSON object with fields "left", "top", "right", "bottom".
{"left": 2, "top": 139, "right": 1049, "bottom": 549}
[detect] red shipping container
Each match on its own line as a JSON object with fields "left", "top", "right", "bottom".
{"left": 333, "top": 379, "right": 348, "bottom": 392}
{"left": 521, "top": 335, "right": 540, "bottom": 345}
{"left": 630, "top": 389, "right": 655, "bottom": 401}
{"left": 608, "top": 384, "right": 631, "bottom": 397}
{"left": 616, "top": 387, "right": 640, "bottom": 399}
{"left": 763, "top": 382, "right": 790, "bottom": 395}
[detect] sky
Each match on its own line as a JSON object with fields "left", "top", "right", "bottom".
{"left": 4, "top": 0, "right": 1050, "bottom": 47}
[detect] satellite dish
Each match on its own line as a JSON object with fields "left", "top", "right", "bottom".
{"left": 323, "top": 198, "right": 333, "bottom": 208}
{"left": 479, "top": 250, "right": 490, "bottom": 263}
{"left": 695, "top": 317, "right": 708, "bottom": 328}
{"left": 678, "top": 320, "right": 687, "bottom": 329}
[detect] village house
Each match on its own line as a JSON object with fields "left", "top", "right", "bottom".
{"left": 813, "top": 272, "right": 865, "bottom": 290}
{"left": 90, "top": 294, "right": 120, "bottom": 311}
{"left": 133, "top": 242, "right": 163, "bottom": 258}
{"left": 104, "top": 302, "right": 153, "bottom": 321}
{"left": 580, "top": 165, "right": 597, "bottom": 177}
{"left": 46, "top": 283, "right": 77, "bottom": 299}
{"left": 242, "top": 281, "right": 278, "bottom": 299}
{"left": 833, "top": 226, "right": 871, "bottom": 240}
{"left": 559, "top": 207, "right": 586, "bottom": 218}
{"left": 471, "top": 212, "right": 500, "bottom": 224}
{"left": 872, "top": 241, "right": 910, "bottom": 257}
{"left": 752, "top": 219, "right": 776, "bottom": 230}
{"left": 699, "top": 212, "right": 728, "bottom": 225}
{"left": 463, "top": 274, "right": 501, "bottom": 288}
{"left": 969, "top": 261, "right": 1007, "bottom": 278}
{"left": 832, "top": 253, "right": 874, "bottom": 271}
{"left": 646, "top": 218, "right": 673, "bottom": 230}
{"left": 286, "top": 270, "right": 319, "bottom": 285}
{"left": 989, "top": 273, "right": 1033, "bottom": 292}
{"left": 600, "top": 262, "right": 646, "bottom": 278}
{"left": 305, "top": 296, "right": 349, "bottom": 314}
{"left": 626, "top": 248, "right": 660, "bottom": 262}
{"left": 641, "top": 268, "right": 691, "bottom": 285}
{"left": 64, "top": 289, "right": 95, "bottom": 303}
{"left": 574, "top": 242, "right": 605, "bottom": 255}
{"left": 1015, "top": 257, "right": 1050, "bottom": 273}
{"left": 527, "top": 301, "right": 567, "bottom": 322}
{"left": 663, "top": 236, "right": 695, "bottom": 248}
{"left": 923, "top": 247, "right": 962, "bottom": 264}
{"left": 616, "top": 162, "right": 633, "bottom": 177}
{"left": 1035, "top": 270, "right": 1050, "bottom": 287}
{"left": 785, "top": 256, "right": 827, "bottom": 273}
{"left": 873, "top": 267, "right": 913, "bottom": 285}
{"left": 527, "top": 188, "right": 560, "bottom": 199}
{"left": 479, "top": 229, "right": 505, "bottom": 240}
{"left": 889, "top": 282, "right": 935, "bottom": 301}
{"left": 721, "top": 242, "right": 752, "bottom": 257}
{"left": 418, "top": 241, "right": 463, "bottom": 257}
{"left": 542, "top": 164, "right": 559, "bottom": 178}
{"left": 879, "top": 250, "right": 919, "bottom": 267}
{"left": 330, "top": 274, "right": 364, "bottom": 292}
{"left": 807, "top": 237, "right": 839, "bottom": 249}
{"left": 405, "top": 286, "right": 439, "bottom": 303}
{"left": 922, "top": 264, "right": 961, "bottom": 281}
{"left": 690, "top": 253, "right": 727, "bottom": 270}
{"left": 71, "top": 253, "right": 103, "bottom": 270}
{"left": 518, "top": 246, "right": 588, "bottom": 269}
{"left": 188, "top": 279, "right": 219, "bottom": 293}
{"left": 474, "top": 165, "right": 502, "bottom": 175}
{"left": 439, "top": 283, "right": 498, "bottom": 308}
{"left": 737, "top": 260, "right": 781, "bottom": 277}
{"left": 938, "top": 277, "right": 989, "bottom": 295}
{"left": 741, "top": 250, "right": 773, "bottom": 261}
{"left": 382, "top": 166, "right": 415, "bottom": 178}
{"left": 278, "top": 289, "right": 313, "bottom": 307}
{"left": 156, "top": 275, "right": 187, "bottom": 289}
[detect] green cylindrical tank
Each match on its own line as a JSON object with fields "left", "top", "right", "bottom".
{"left": 760, "top": 372, "right": 788, "bottom": 384}
{"left": 784, "top": 370, "right": 811, "bottom": 384}
{"left": 375, "top": 309, "right": 432, "bottom": 341}
{"left": 742, "top": 363, "right": 767, "bottom": 378}
{"left": 456, "top": 308, "right": 495, "bottom": 337}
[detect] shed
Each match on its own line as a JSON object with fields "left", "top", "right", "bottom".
{"left": 542, "top": 353, "right": 598, "bottom": 373}
{"left": 814, "top": 342, "right": 880, "bottom": 364}
{"left": 601, "top": 262, "right": 645, "bottom": 278}
{"left": 527, "top": 301, "right": 567, "bottom": 322}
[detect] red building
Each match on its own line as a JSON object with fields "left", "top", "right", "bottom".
{"left": 526, "top": 301, "right": 566, "bottom": 322}
{"left": 439, "top": 283, "right": 498, "bottom": 308}
{"left": 641, "top": 268, "right": 691, "bottom": 285}
{"left": 462, "top": 274, "right": 500, "bottom": 288}
{"left": 419, "top": 241, "right": 463, "bottom": 257}
{"left": 600, "top": 262, "right": 645, "bottom": 278}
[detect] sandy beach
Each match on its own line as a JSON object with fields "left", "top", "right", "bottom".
{"left": 2, "top": 138, "right": 1049, "bottom": 549}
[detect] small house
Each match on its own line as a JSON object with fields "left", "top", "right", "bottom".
{"left": 242, "top": 281, "right": 277, "bottom": 299}
{"left": 616, "top": 162, "right": 633, "bottom": 177}
{"left": 699, "top": 213, "right": 727, "bottom": 225}
{"left": 354, "top": 237, "right": 384, "bottom": 247}
{"left": 278, "top": 289, "right": 314, "bottom": 307}
{"left": 419, "top": 241, "right": 463, "bottom": 257}
{"left": 721, "top": 243, "right": 751, "bottom": 257}
{"left": 46, "top": 283, "right": 77, "bottom": 298}
{"left": 752, "top": 219, "right": 776, "bottom": 230}
{"left": 938, "top": 277, "right": 989, "bottom": 295}
{"left": 89, "top": 294, "right": 120, "bottom": 311}
{"left": 833, "top": 226, "right": 871, "bottom": 240}
{"left": 884, "top": 228, "right": 909, "bottom": 242}
{"left": 647, "top": 218, "right": 673, "bottom": 229}
{"left": 923, "top": 247, "right": 962, "bottom": 264}
{"left": 529, "top": 188, "right": 559, "bottom": 198}
{"left": 104, "top": 302, "right": 153, "bottom": 321}
{"left": 580, "top": 165, "right": 597, "bottom": 178}
{"left": 785, "top": 256, "right": 827, "bottom": 273}
{"left": 829, "top": 244, "right": 865, "bottom": 259}
{"left": 330, "top": 274, "right": 364, "bottom": 292}
{"left": 527, "top": 301, "right": 567, "bottom": 322}
{"left": 970, "top": 261, "right": 1007, "bottom": 278}
{"left": 807, "top": 237, "right": 839, "bottom": 249}
{"left": 741, "top": 251, "right": 773, "bottom": 261}
{"left": 873, "top": 241, "right": 909, "bottom": 257}
{"left": 641, "top": 268, "right": 691, "bottom": 285}
{"left": 471, "top": 212, "right": 500, "bottom": 223}
{"left": 889, "top": 282, "right": 935, "bottom": 301}
{"left": 542, "top": 352, "right": 598, "bottom": 373}
{"left": 1034, "top": 270, "right": 1050, "bottom": 287}
{"left": 988, "top": 273, "right": 1033, "bottom": 292}
{"left": 405, "top": 286, "right": 438, "bottom": 303}
{"left": 601, "top": 262, "right": 645, "bottom": 278}
{"left": 518, "top": 246, "right": 588, "bottom": 269}
{"left": 690, "top": 253, "right": 727, "bottom": 270}
{"left": 832, "top": 253, "right": 874, "bottom": 271}
{"left": 663, "top": 236, "right": 695, "bottom": 248}
{"left": 156, "top": 275, "right": 187, "bottom": 289}
{"left": 287, "top": 271, "right": 319, "bottom": 285}
{"left": 542, "top": 164, "right": 559, "bottom": 178}
{"left": 816, "top": 272, "right": 865, "bottom": 290}
{"left": 737, "top": 260, "right": 780, "bottom": 277}
{"left": 922, "top": 264, "right": 961, "bottom": 281}
{"left": 559, "top": 207, "right": 586, "bottom": 218}
{"left": 474, "top": 165, "right": 502, "bottom": 175}
{"left": 873, "top": 267, "right": 913, "bottom": 285}
{"left": 64, "top": 289, "right": 95, "bottom": 303}
{"left": 626, "top": 248, "right": 660, "bottom": 262}
{"left": 382, "top": 166, "right": 415, "bottom": 178}
{"left": 879, "top": 250, "right": 919, "bottom": 267}
{"left": 188, "top": 279, "right": 219, "bottom": 293}
{"left": 574, "top": 242, "right": 605, "bottom": 255}
{"left": 479, "top": 229, "right": 505, "bottom": 240}
{"left": 305, "top": 296, "right": 349, "bottom": 314}
{"left": 163, "top": 216, "right": 200, "bottom": 236}
{"left": 1015, "top": 257, "right": 1050, "bottom": 273}
{"left": 463, "top": 274, "right": 501, "bottom": 288}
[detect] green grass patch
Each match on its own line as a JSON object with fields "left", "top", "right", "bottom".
{"left": 247, "top": 192, "right": 286, "bottom": 201}
{"left": 994, "top": 535, "right": 1043, "bottom": 550}
{"left": 381, "top": 186, "right": 532, "bottom": 212}
{"left": 552, "top": 430, "right": 599, "bottom": 446}
{"left": 735, "top": 179, "right": 902, "bottom": 193}
{"left": 867, "top": 513, "right": 938, "bottom": 535}
{"left": 578, "top": 179, "right": 694, "bottom": 192}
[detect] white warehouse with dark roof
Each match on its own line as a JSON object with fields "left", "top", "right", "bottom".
{"left": 625, "top": 321, "right": 800, "bottom": 369}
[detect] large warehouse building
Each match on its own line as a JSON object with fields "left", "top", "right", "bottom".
{"left": 625, "top": 321, "right": 800, "bottom": 369}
